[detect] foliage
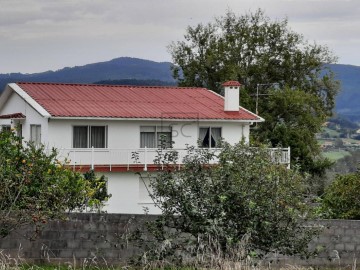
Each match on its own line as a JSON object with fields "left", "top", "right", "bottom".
{"left": 0, "top": 130, "right": 106, "bottom": 238}
{"left": 169, "top": 9, "right": 339, "bottom": 177}
{"left": 256, "top": 88, "right": 333, "bottom": 178}
{"left": 83, "top": 170, "right": 112, "bottom": 211}
{"left": 133, "top": 143, "right": 319, "bottom": 267}
{"left": 321, "top": 170, "right": 360, "bottom": 219}
{"left": 94, "top": 79, "right": 176, "bottom": 86}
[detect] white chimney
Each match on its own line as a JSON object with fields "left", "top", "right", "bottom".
{"left": 222, "top": 81, "right": 241, "bottom": 112}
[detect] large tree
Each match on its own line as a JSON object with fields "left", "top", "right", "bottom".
{"left": 169, "top": 9, "right": 339, "bottom": 177}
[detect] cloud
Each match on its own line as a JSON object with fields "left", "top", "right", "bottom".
{"left": 0, "top": 0, "right": 359, "bottom": 73}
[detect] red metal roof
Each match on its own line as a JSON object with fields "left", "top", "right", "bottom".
{"left": 16, "top": 82, "right": 260, "bottom": 121}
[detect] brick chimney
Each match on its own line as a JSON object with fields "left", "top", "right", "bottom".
{"left": 222, "top": 81, "right": 241, "bottom": 112}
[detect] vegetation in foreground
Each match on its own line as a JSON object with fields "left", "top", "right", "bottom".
{"left": 321, "top": 169, "right": 360, "bottom": 220}
{"left": 132, "top": 143, "right": 320, "bottom": 268}
{"left": 0, "top": 130, "right": 109, "bottom": 239}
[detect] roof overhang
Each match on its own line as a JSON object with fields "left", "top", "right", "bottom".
{"left": 0, "top": 83, "right": 51, "bottom": 118}
{"left": 49, "top": 116, "right": 264, "bottom": 123}
{"left": 0, "top": 113, "right": 26, "bottom": 119}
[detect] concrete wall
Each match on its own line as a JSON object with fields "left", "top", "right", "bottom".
{"left": 0, "top": 214, "right": 359, "bottom": 267}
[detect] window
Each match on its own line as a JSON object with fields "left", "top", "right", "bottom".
{"left": 140, "top": 126, "right": 172, "bottom": 148}
{"left": 199, "top": 127, "right": 222, "bottom": 148}
{"left": 1, "top": 125, "right": 11, "bottom": 133}
{"left": 30, "top": 124, "right": 41, "bottom": 145}
{"left": 73, "top": 126, "right": 107, "bottom": 148}
{"left": 17, "top": 124, "right": 22, "bottom": 138}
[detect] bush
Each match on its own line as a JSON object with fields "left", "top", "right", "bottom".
{"left": 0, "top": 129, "right": 107, "bottom": 238}
{"left": 321, "top": 170, "right": 360, "bottom": 219}
{"left": 133, "top": 143, "right": 319, "bottom": 267}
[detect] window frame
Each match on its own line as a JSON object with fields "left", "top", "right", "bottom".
{"left": 72, "top": 125, "right": 108, "bottom": 148}
{"left": 199, "top": 127, "right": 222, "bottom": 148}
{"left": 30, "top": 124, "right": 41, "bottom": 146}
{"left": 140, "top": 126, "right": 172, "bottom": 148}
{"left": 1, "top": 125, "right": 11, "bottom": 133}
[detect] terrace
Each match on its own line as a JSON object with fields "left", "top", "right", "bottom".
{"left": 56, "top": 147, "right": 291, "bottom": 172}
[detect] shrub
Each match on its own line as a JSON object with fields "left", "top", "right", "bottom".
{"left": 133, "top": 143, "right": 319, "bottom": 267}
{"left": 0, "top": 129, "right": 107, "bottom": 238}
{"left": 321, "top": 170, "right": 360, "bottom": 219}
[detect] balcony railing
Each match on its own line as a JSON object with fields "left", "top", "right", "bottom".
{"left": 55, "top": 147, "right": 291, "bottom": 171}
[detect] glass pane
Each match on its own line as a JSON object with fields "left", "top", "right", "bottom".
{"left": 30, "top": 125, "right": 41, "bottom": 145}
{"left": 73, "top": 126, "right": 88, "bottom": 148}
{"left": 17, "top": 124, "right": 22, "bottom": 138}
{"left": 157, "top": 132, "right": 172, "bottom": 148}
{"left": 199, "top": 128, "right": 210, "bottom": 148}
{"left": 140, "top": 132, "right": 156, "bottom": 148}
{"left": 1, "top": 125, "right": 11, "bottom": 132}
{"left": 91, "top": 126, "right": 106, "bottom": 148}
{"left": 211, "top": 128, "right": 222, "bottom": 147}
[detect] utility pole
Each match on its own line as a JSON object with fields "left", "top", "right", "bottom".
{"left": 255, "top": 83, "right": 279, "bottom": 116}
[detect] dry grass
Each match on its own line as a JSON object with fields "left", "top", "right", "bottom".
{"left": 0, "top": 247, "right": 357, "bottom": 270}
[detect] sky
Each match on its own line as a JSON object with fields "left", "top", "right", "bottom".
{"left": 0, "top": 0, "right": 359, "bottom": 74}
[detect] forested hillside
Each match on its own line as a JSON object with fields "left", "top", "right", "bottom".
{"left": 0, "top": 59, "right": 359, "bottom": 120}
{"left": 0, "top": 57, "right": 175, "bottom": 91}
{"left": 330, "top": 64, "right": 360, "bottom": 121}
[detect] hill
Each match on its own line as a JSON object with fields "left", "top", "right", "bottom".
{"left": 329, "top": 64, "right": 360, "bottom": 121}
{"left": 0, "top": 58, "right": 360, "bottom": 121}
{"left": 0, "top": 57, "right": 175, "bottom": 91}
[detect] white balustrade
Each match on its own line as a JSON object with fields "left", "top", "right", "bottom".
{"left": 55, "top": 147, "right": 291, "bottom": 171}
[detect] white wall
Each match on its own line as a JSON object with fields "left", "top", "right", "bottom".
{"left": 103, "top": 172, "right": 161, "bottom": 214}
{"left": 48, "top": 119, "right": 250, "bottom": 149}
{"left": 0, "top": 92, "right": 48, "bottom": 143}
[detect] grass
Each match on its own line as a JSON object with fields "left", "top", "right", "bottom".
{"left": 322, "top": 127, "right": 340, "bottom": 138}
{"left": 322, "top": 150, "right": 351, "bottom": 161}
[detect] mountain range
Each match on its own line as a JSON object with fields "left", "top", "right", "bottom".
{"left": 0, "top": 57, "right": 359, "bottom": 121}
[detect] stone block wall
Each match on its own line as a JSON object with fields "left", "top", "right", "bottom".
{"left": 0, "top": 214, "right": 359, "bottom": 267}
{"left": 0, "top": 213, "right": 152, "bottom": 266}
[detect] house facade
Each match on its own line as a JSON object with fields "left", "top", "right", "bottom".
{"left": 0, "top": 81, "right": 289, "bottom": 214}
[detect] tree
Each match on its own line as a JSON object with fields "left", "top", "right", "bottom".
{"left": 0, "top": 129, "right": 107, "bottom": 238}
{"left": 169, "top": 9, "right": 339, "bottom": 177}
{"left": 133, "top": 143, "right": 319, "bottom": 268}
{"left": 321, "top": 170, "right": 360, "bottom": 219}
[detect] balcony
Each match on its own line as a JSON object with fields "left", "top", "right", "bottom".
{"left": 55, "top": 147, "right": 291, "bottom": 172}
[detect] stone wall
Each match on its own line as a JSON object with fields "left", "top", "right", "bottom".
{"left": 0, "top": 214, "right": 359, "bottom": 267}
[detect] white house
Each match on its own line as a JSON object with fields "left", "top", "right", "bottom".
{"left": 0, "top": 81, "right": 289, "bottom": 214}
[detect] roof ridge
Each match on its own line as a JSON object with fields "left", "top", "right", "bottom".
{"left": 16, "top": 82, "right": 206, "bottom": 90}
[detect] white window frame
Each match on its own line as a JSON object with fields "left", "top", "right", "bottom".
{"left": 199, "top": 127, "right": 222, "bottom": 148}
{"left": 30, "top": 124, "right": 41, "bottom": 146}
{"left": 1, "top": 125, "right": 11, "bottom": 132}
{"left": 140, "top": 126, "right": 172, "bottom": 148}
{"left": 72, "top": 125, "right": 108, "bottom": 148}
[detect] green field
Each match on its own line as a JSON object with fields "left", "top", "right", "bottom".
{"left": 322, "top": 150, "right": 351, "bottom": 161}
{"left": 322, "top": 127, "right": 340, "bottom": 138}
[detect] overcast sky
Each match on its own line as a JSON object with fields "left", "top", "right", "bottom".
{"left": 1, "top": 0, "right": 359, "bottom": 74}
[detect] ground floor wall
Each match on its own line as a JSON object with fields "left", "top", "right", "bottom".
{"left": 0, "top": 214, "right": 359, "bottom": 267}
{"left": 104, "top": 172, "right": 160, "bottom": 214}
